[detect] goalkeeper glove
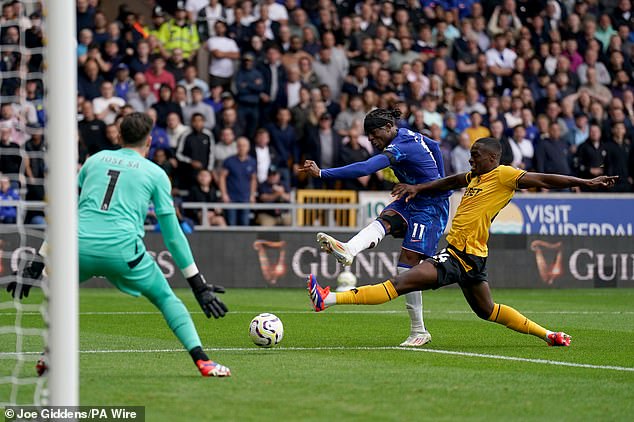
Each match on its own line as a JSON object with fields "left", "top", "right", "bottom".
{"left": 186, "top": 273, "right": 228, "bottom": 319}
{"left": 7, "top": 259, "right": 45, "bottom": 299}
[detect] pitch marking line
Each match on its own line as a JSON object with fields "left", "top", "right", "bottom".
{"left": 2, "top": 310, "right": 633, "bottom": 316}
{"left": 2, "top": 347, "right": 633, "bottom": 373}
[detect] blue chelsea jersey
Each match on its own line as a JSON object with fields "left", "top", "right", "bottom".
{"left": 383, "top": 128, "right": 446, "bottom": 182}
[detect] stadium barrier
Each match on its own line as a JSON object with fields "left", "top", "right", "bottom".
{"left": 3, "top": 226, "right": 631, "bottom": 290}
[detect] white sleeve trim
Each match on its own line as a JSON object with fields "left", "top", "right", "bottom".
{"left": 182, "top": 263, "right": 199, "bottom": 279}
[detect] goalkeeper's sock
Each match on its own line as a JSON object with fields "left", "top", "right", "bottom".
{"left": 334, "top": 280, "right": 398, "bottom": 305}
{"left": 488, "top": 303, "right": 548, "bottom": 341}
{"left": 346, "top": 220, "right": 386, "bottom": 256}
{"left": 189, "top": 346, "right": 209, "bottom": 363}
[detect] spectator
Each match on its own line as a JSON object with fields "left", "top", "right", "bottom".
{"left": 158, "top": 1, "right": 200, "bottom": 60}
{"left": 305, "top": 113, "right": 343, "bottom": 188}
{"left": 178, "top": 64, "right": 210, "bottom": 102}
{"left": 176, "top": 113, "right": 215, "bottom": 188}
{"left": 145, "top": 6, "right": 168, "bottom": 40}
{"left": 564, "top": 112, "right": 590, "bottom": 154}
{"left": 195, "top": 0, "right": 224, "bottom": 41}
{"left": 266, "top": 107, "right": 298, "bottom": 184}
{"left": 186, "top": 169, "right": 226, "bottom": 227}
{"left": 339, "top": 125, "right": 371, "bottom": 190}
{"left": 166, "top": 111, "right": 189, "bottom": 151}
{"left": 23, "top": 127, "right": 46, "bottom": 224}
{"left": 77, "top": 101, "right": 108, "bottom": 159}
{"left": 206, "top": 20, "right": 240, "bottom": 90}
{"left": 152, "top": 84, "right": 183, "bottom": 129}
{"left": 0, "top": 126, "right": 22, "bottom": 185}
{"left": 128, "top": 39, "right": 152, "bottom": 76}
{"left": 128, "top": 82, "right": 157, "bottom": 113}
{"left": 146, "top": 108, "right": 171, "bottom": 160}
{"left": 451, "top": 132, "right": 473, "bottom": 174}
{"left": 78, "top": 59, "right": 104, "bottom": 101}
{"left": 604, "top": 121, "right": 633, "bottom": 191}
{"left": 442, "top": 113, "right": 460, "bottom": 148}
{"left": 214, "top": 106, "right": 244, "bottom": 140}
{"left": 0, "top": 175, "right": 19, "bottom": 224}
{"left": 313, "top": 48, "right": 346, "bottom": 100}
{"left": 183, "top": 86, "right": 216, "bottom": 131}
{"left": 251, "top": 127, "right": 276, "bottom": 184}
{"left": 93, "top": 81, "right": 126, "bottom": 125}
{"left": 145, "top": 55, "right": 176, "bottom": 99}
{"left": 577, "top": 48, "right": 611, "bottom": 87}
{"left": 582, "top": 68, "right": 613, "bottom": 107}
{"left": 486, "top": 33, "right": 517, "bottom": 90}
{"left": 534, "top": 122, "right": 572, "bottom": 180}
{"left": 166, "top": 48, "right": 188, "bottom": 82}
{"left": 334, "top": 95, "right": 366, "bottom": 137}
{"left": 575, "top": 123, "right": 609, "bottom": 190}
{"left": 255, "top": 167, "right": 291, "bottom": 226}
{"left": 258, "top": 45, "right": 288, "bottom": 122}
{"left": 235, "top": 52, "right": 264, "bottom": 140}
{"left": 213, "top": 127, "right": 238, "bottom": 173}
{"left": 152, "top": 148, "right": 177, "bottom": 181}
{"left": 509, "top": 124, "right": 534, "bottom": 170}
{"left": 219, "top": 137, "right": 257, "bottom": 226}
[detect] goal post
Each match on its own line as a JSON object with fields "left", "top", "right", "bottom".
{"left": 46, "top": 0, "right": 78, "bottom": 406}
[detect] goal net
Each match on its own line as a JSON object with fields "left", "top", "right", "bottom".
{"left": 0, "top": 0, "right": 78, "bottom": 406}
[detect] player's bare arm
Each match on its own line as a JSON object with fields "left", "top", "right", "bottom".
{"left": 518, "top": 173, "right": 618, "bottom": 190}
{"left": 391, "top": 173, "right": 470, "bottom": 202}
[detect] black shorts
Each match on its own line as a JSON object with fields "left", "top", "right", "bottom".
{"left": 426, "top": 245, "right": 488, "bottom": 288}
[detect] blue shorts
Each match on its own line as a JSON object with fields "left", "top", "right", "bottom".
{"left": 382, "top": 197, "right": 449, "bottom": 257}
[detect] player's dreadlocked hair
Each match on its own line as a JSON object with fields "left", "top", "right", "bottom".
{"left": 363, "top": 108, "right": 402, "bottom": 135}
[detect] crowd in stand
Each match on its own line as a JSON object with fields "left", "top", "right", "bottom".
{"left": 1, "top": 0, "right": 634, "bottom": 227}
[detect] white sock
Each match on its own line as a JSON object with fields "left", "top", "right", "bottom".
{"left": 324, "top": 292, "right": 337, "bottom": 306}
{"left": 399, "top": 266, "right": 426, "bottom": 334}
{"left": 346, "top": 220, "right": 386, "bottom": 256}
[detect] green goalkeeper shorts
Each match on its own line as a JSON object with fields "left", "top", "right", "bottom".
{"left": 79, "top": 251, "right": 168, "bottom": 298}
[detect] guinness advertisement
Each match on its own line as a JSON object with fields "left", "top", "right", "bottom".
{"left": 1, "top": 229, "right": 632, "bottom": 289}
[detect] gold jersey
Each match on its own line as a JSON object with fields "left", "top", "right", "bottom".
{"left": 446, "top": 165, "right": 526, "bottom": 257}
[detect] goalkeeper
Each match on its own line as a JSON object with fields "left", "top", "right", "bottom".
{"left": 9, "top": 113, "right": 230, "bottom": 377}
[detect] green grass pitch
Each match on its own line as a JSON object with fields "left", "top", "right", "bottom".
{"left": 2, "top": 287, "right": 633, "bottom": 421}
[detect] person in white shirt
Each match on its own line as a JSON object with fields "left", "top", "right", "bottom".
{"left": 166, "top": 112, "right": 189, "bottom": 150}
{"left": 485, "top": 33, "right": 517, "bottom": 85}
{"left": 92, "top": 81, "right": 126, "bottom": 125}
{"left": 256, "top": 0, "right": 288, "bottom": 24}
{"left": 509, "top": 124, "right": 534, "bottom": 170}
{"left": 206, "top": 20, "right": 240, "bottom": 89}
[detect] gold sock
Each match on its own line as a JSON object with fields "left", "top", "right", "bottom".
{"left": 488, "top": 303, "right": 548, "bottom": 340}
{"left": 336, "top": 280, "right": 398, "bottom": 305}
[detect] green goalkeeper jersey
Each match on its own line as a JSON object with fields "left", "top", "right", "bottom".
{"left": 78, "top": 148, "right": 175, "bottom": 259}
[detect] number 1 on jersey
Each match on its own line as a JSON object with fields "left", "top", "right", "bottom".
{"left": 101, "top": 169, "right": 121, "bottom": 211}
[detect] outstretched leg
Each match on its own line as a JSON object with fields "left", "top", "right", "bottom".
{"left": 461, "top": 281, "right": 571, "bottom": 346}
{"left": 106, "top": 253, "right": 232, "bottom": 376}
{"left": 308, "top": 260, "right": 440, "bottom": 311}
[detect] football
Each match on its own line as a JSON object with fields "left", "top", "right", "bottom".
{"left": 249, "top": 313, "right": 284, "bottom": 348}
{"left": 336, "top": 270, "right": 357, "bottom": 292}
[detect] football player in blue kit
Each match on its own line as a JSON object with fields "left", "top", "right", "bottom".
{"left": 300, "top": 108, "right": 450, "bottom": 346}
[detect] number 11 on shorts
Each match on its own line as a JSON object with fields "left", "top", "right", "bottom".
{"left": 412, "top": 223, "right": 425, "bottom": 240}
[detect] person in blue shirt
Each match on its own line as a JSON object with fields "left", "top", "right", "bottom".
{"left": 219, "top": 137, "right": 257, "bottom": 226}
{"left": 300, "top": 108, "right": 450, "bottom": 347}
{"left": 0, "top": 175, "right": 19, "bottom": 224}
